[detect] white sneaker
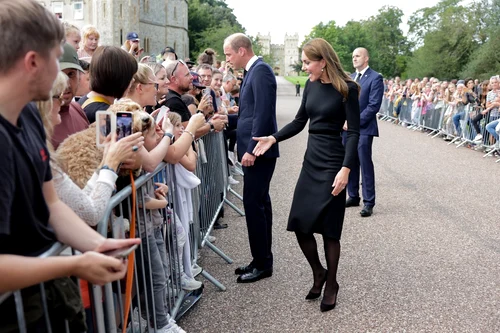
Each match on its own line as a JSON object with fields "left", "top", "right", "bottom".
{"left": 152, "top": 320, "right": 186, "bottom": 333}
{"left": 191, "top": 263, "right": 203, "bottom": 277}
{"left": 228, "top": 176, "right": 239, "bottom": 185}
{"left": 131, "top": 307, "right": 148, "bottom": 332}
{"left": 473, "top": 134, "right": 483, "bottom": 141}
{"left": 181, "top": 273, "right": 202, "bottom": 291}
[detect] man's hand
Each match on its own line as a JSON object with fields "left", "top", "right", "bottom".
{"left": 228, "top": 106, "right": 239, "bottom": 114}
{"left": 241, "top": 152, "right": 256, "bottom": 167}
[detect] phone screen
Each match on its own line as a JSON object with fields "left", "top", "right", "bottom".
{"left": 203, "top": 87, "right": 211, "bottom": 96}
{"left": 95, "top": 111, "right": 115, "bottom": 147}
{"left": 102, "top": 244, "right": 138, "bottom": 259}
{"left": 116, "top": 112, "right": 133, "bottom": 140}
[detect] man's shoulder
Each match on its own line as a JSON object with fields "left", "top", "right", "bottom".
{"left": 366, "top": 67, "right": 382, "bottom": 79}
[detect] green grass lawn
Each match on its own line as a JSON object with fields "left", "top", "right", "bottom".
{"left": 285, "top": 76, "right": 309, "bottom": 87}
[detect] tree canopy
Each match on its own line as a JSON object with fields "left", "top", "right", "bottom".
{"left": 188, "top": 0, "right": 500, "bottom": 79}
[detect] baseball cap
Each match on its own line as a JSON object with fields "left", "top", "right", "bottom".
{"left": 60, "top": 43, "right": 84, "bottom": 72}
{"left": 126, "top": 32, "right": 139, "bottom": 42}
{"left": 161, "top": 46, "right": 178, "bottom": 60}
{"left": 190, "top": 72, "right": 206, "bottom": 89}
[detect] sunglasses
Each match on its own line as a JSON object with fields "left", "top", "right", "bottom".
{"left": 169, "top": 59, "right": 186, "bottom": 78}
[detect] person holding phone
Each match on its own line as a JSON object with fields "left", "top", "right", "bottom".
{"left": 0, "top": 4, "right": 140, "bottom": 332}
{"left": 122, "top": 32, "right": 143, "bottom": 61}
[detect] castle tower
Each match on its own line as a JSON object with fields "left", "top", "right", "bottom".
{"left": 284, "top": 33, "right": 300, "bottom": 76}
{"left": 256, "top": 32, "right": 272, "bottom": 56}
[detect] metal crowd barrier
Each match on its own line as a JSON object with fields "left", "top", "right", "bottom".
{"left": 0, "top": 130, "right": 246, "bottom": 332}
{"left": 378, "top": 96, "right": 500, "bottom": 162}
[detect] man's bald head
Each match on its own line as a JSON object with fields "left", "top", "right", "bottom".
{"left": 352, "top": 47, "right": 370, "bottom": 72}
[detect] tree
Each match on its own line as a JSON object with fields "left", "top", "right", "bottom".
{"left": 406, "top": 0, "right": 479, "bottom": 79}
{"left": 337, "top": 20, "right": 371, "bottom": 72}
{"left": 364, "top": 6, "right": 410, "bottom": 78}
{"left": 188, "top": 0, "right": 244, "bottom": 60}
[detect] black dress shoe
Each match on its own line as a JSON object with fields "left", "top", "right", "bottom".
{"left": 234, "top": 263, "right": 254, "bottom": 275}
{"left": 236, "top": 268, "right": 273, "bottom": 283}
{"left": 345, "top": 197, "right": 360, "bottom": 207}
{"left": 360, "top": 205, "right": 373, "bottom": 217}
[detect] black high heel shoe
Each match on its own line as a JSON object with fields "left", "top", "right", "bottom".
{"left": 305, "top": 269, "right": 328, "bottom": 300}
{"left": 320, "top": 284, "right": 339, "bottom": 312}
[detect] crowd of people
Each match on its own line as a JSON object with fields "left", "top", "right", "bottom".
{"left": 383, "top": 75, "right": 500, "bottom": 152}
{"left": 0, "top": 1, "right": 247, "bottom": 332}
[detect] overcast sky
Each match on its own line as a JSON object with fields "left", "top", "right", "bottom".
{"left": 223, "top": 0, "right": 466, "bottom": 44}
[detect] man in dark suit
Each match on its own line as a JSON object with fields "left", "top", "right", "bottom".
{"left": 346, "top": 47, "right": 384, "bottom": 217}
{"left": 223, "top": 33, "right": 279, "bottom": 283}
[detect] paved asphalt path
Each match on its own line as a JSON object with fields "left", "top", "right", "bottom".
{"left": 180, "top": 77, "right": 499, "bottom": 332}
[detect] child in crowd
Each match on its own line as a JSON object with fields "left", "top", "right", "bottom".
{"left": 167, "top": 112, "right": 204, "bottom": 291}
{"left": 134, "top": 110, "right": 185, "bottom": 333}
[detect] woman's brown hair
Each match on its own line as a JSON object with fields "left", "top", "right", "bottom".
{"left": 302, "top": 38, "right": 357, "bottom": 100}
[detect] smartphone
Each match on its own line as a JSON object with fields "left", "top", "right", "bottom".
{"left": 116, "top": 112, "right": 133, "bottom": 140}
{"left": 95, "top": 111, "right": 115, "bottom": 147}
{"left": 102, "top": 244, "right": 139, "bottom": 259}
{"left": 156, "top": 106, "right": 169, "bottom": 125}
{"left": 203, "top": 87, "right": 211, "bottom": 96}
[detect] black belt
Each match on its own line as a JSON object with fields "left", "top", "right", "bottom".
{"left": 308, "top": 129, "right": 341, "bottom": 136}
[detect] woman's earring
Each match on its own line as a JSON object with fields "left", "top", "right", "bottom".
{"left": 321, "top": 67, "right": 324, "bottom": 72}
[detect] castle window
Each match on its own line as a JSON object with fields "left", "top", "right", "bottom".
{"left": 119, "top": 3, "right": 123, "bottom": 18}
{"left": 73, "top": 2, "right": 83, "bottom": 20}
{"left": 174, "top": 6, "right": 177, "bottom": 19}
{"left": 102, "top": 1, "right": 106, "bottom": 18}
{"left": 51, "top": 1, "right": 63, "bottom": 19}
{"left": 143, "top": 0, "right": 149, "bottom": 13}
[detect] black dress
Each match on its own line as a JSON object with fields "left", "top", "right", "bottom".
{"left": 273, "top": 80, "right": 360, "bottom": 239}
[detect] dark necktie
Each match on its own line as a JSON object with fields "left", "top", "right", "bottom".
{"left": 243, "top": 69, "right": 248, "bottom": 77}
{"left": 355, "top": 72, "right": 362, "bottom": 82}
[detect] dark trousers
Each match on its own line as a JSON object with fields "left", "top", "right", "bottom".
{"left": 347, "top": 134, "right": 375, "bottom": 207}
{"left": 242, "top": 157, "right": 276, "bottom": 270}
{"left": 471, "top": 113, "right": 484, "bottom": 135}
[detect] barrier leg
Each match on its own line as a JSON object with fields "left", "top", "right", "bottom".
{"left": 203, "top": 239, "right": 233, "bottom": 264}
{"left": 224, "top": 197, "right": 245, "bottom": 216}
{"left": 200, "top": 270, "right": 227, "bottom": 291}
{"left": 14, "top": 291, "right": 27, "bottom": 333}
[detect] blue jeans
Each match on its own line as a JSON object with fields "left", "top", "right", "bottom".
{"left": 453, "top": 110, "right": 465, "bottom": 136}
{"left": 140, "top": 226, "right": 169, "bottom": 328}
{"left": 485, "top": 119, "right": 500, "bottom": 141}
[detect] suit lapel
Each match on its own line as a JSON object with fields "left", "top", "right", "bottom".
{"left": 241, "top": 58, "right": 261, "bottom": 93}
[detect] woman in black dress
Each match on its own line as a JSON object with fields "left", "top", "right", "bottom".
{"left": 253, "top": 38, "right": 360, "bottom": 312}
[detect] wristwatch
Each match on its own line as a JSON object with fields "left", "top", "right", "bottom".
{"left": 208, "top": 121, "right": 215, "bottom": 132}
{"left": 100, "top": 165, "right": 117, "bottom": 174}
{"left": 163, "top": 132, "right": 174, "bottom": 140}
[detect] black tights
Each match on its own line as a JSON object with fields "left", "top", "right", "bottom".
{"left": 296, "top": 231, "right": 340, "bottom": 305}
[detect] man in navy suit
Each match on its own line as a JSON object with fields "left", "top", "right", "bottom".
{"left": 223, "top": 33, "right": 279, "bottom": 283}
{"left": 346, "top": 47, "right": 384, "bottom": 217}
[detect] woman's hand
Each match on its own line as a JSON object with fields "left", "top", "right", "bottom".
{"left": 101, "top": 132, "right": 144, "bottom": 171}
{"left": 331, "top": 167, "right": 350, "bottom": 196}
{"left": 252, "top": 136, "right": 276, "bottom": 156}
{"left": 161, "top": 116, "right": 174, "bottom": 134}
